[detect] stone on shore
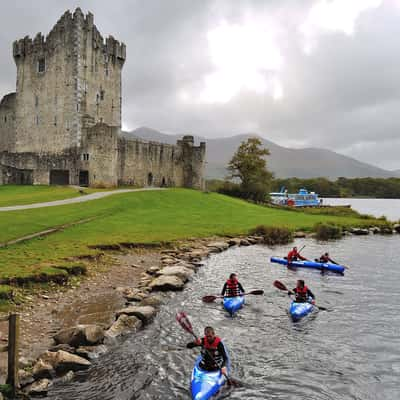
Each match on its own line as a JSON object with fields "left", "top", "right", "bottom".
{"left": 76, "top": 345, "right": 108, "bottom": 360}
{"left": 240, "top": 239, "right": 251, "bottom": 246}
{"left": 116, "top": 305, "right": 156, "bottom": 324}
{"left": 149, "top": 275, "right": 185, "bottom": 291}
{"left": 140, "top": 294, "right": 164, "bottom": 308}
{"left": 53, "top": 324, "right": 104, "bottom": 347}
{"left": 156, "top": 265, "right": 194, "bottom": 281}
{"left": 24, "top": 378, "right": 52, "bottom": 396}
{"left": 394, "top": 224, "right": 400, "bottom": 233}
{"left": 105, "top": 314, "right": 142, "bottom": 339}
{"left": 351, "top": 228, "right": 369, "bottom": 235}
{"left": 19, "top": 369, "right": 35, "bottom": 387}
{"left": 38, "top": 350, "right": 91, "bottom": 374}
{"left": 227, "top": 238, "right": 241, "bottom": 246}
{"left": 32, "top": 359, "right": 55, "bottom": 379}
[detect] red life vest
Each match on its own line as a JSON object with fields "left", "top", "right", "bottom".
{"left": 202, "top": 336, "right": 221, "bottom": 350}
{"left": 201, "top": 336, "right": 223, "bottom": 368}
{"left": 294, "top": 285, "right": 308, "bottom": 300}
{"left": 320, "top": 255, "right": 329, "bottom": 263}
{"left": 226, "top": 278, "right": 240, "bottom": 296}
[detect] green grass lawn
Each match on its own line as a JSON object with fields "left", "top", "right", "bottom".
{"left": 0, "top": 189, "right": 384, "bottom": 281}
{"left": 0, "top": 185, "right": 108, "bottom": 207}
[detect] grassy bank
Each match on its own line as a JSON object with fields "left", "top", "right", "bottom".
{"left": 0, "top": 189, "right": 385, "bottom": 283}
{"left": 0, "top": 185, "right": 105, "bottom": 207}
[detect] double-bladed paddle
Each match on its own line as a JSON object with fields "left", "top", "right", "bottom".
{"left": 202, "top": 289, "right": 264, "bottom": 303}
{"left": 273, "top": 280, "right": 331, "bottom": 311}
{"left": 175, "top": 311, "right": 239, "bottom": 387}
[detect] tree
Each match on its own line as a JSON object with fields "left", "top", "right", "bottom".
{"left": 227, "top": 137, "right": 273, "bottom": 202}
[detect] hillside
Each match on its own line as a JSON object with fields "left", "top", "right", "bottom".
{"left": 124, "top": 127, "right": 397, "bottom": 179}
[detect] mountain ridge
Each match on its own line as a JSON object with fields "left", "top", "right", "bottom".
{"left": 123, "top": 127, "right": 399, "bottom": 179}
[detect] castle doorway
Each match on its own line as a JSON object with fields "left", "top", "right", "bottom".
{"left": 50, "top": 170, "right": 69, "bottom": 185}
{"left": 161, "top": 177, "right": 166, "bottom": 187}
{"left": 16, "top": 170, "right": 33, "bottom": 185}
{"left": 147, "top": 172, "right": 153, "bottom": 186}
{"left": 79, "top": 171, "right": 89, "bottom": 187}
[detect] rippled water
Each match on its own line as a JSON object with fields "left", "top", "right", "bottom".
{"left": 322, "top": 197, "right": 400, "bottom": 221}
{"left": 45, "top": 235, "right": 400, "bottom": 400}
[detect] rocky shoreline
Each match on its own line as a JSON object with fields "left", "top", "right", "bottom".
{"left": 4, "top": 225, "right": 400, "bottom": 398}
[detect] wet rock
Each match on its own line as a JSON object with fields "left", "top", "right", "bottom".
{"left": 351, "top": 228, "right": 369, "bottom": 235}
{"left": 49, "top": 343, "right": 76, "bottom": 354}
{"left": 240, "top": 239, "right": 251, "bottom": 246}
{"left": 147, "top": 266, "right": 161, "bottom": 275}
{"left": 140, "top": 294, "right": 164, "bottom": 308}
{"left": 61, "top": 370, "right": 74, "bottom": 383}
{"left": 32, "top": 359, "right": 55, "bottom": 379}
{"left": 149, "top": 275, "right": 185, "bottom": 291}
{"left": 54, "top": 324, "right": 104, "bottom": 347}
{"left": 24, "top": 378, "right": 52, "bottom": 396}
{"left": 18, "top": 369, "right": 34, "bottom": 387}
{"left": 116, "top": 305, "right": 156, "bottom": 324}
{"left": 294, "top": 231, "right": 307, "bottom": 238}
{"left": 380, "top": 226, "right": 393, "bottom": 234}
{"left": 19, "top": 356, "right": 34, "bottom": 368}
{"left": 161, "top": 257, "right": 178, "bottom": 265}
{"left": 119, "top": 288, "right": 147, "bottom": 302}
{"left": 369, "top": 227, "right": 380, "bottom": 234}
{"left": 76, "top": 345, "right": 108, "bottom": 360}
{"left": 227, "top": 238, "right": 241, "bottom": 246}
{"left": 39, "top": 350, "right": 91, "bottom": 374}
{"left": 394, "top": 224, "right": 400, "bottom": 233}
{"left": 105, "top": 314, "right": 142, "bottom": 339}
{"left": 156, "top": 265, "right": 194, "bottom": 282}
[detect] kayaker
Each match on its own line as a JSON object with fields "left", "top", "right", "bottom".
{"left": 288, "top": 279, "right": 315, "bottom": 303}
{"left": 318, "top": 252, "right": 337, "bottom": 264}
{"left": 221, "top": 273, "right": 245, "bottom": 297}
{"left": 186, "top": 326, "right": 228, "bottom": 375}
{"left": 287, "top": 246, "right": 307, "bottom": 264}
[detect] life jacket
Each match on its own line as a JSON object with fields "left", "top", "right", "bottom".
{"left": 287, "top": 250, "right": 299, "bottom": 262}
{"left": 320, "top": 254, "right": 329, "bottom": 263}
{"left": 294, "top": 285, "right": 308, "bottom": 301}
{"left": 226, "top": 278, "right": 240, "bottom": 296}
{"left": 200, "top": 336, "right": 223, "bottom": 368}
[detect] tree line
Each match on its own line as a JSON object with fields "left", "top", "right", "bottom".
{"left": 208, "top": 137, "right": 400, "bottom": 200}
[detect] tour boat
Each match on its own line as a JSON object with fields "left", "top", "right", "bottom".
{"left": 269, "top": 188, "right": 320, "bottom": 207}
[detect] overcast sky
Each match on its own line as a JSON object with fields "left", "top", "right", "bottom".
{"left": 1, "top": 0, "right": 399, "bottom": 170}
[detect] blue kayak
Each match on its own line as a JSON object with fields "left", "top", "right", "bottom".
{"left": 270, "top": 256, "right": 345, "bottom": 274}
{"left": 223, "top": 295, "right": 245, "bottom": 316}
{"left": 289, "top": 299, "right": 315, "bottom": 321}
{"left": 191, "top": 348, "right": 230, "bottom": 400}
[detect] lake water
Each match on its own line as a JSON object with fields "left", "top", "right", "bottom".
{"left": 322, "top": 198, "right": 400, "bottom": 221}
{"left": 44, "top": 235, "right": 400, "bottom": 400}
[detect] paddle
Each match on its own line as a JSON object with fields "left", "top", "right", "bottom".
{"left": 175, "top": 311, "right": 239, "bottom": 387}
{"left": 273, "top": 280, "right": 331, "bottom": 311}
{"left": 202, "top": 289, "right": 264, "bottom": 303}
{"left": 314, "top": 257, "right": 349, "bottom": 270}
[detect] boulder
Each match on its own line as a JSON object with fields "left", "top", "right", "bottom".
{"left": 240, "top": 239, "right": 251, "bottom": 246}
{"left": 39, "top": 350, "right": 91, "bottom": 374}
{"left": 156, "top": 265, "right": 194, "bottom": 282}
{"left": 351, "top": 228, "right": 369, "bottom": 235}
{"left": 369, "top": 227, "right": 380, "bottom": 234}
{"left": 32, "top": 359, "right": 55, "bottom": 379}
{"left": 76, "top": 345, "right": 108, "bottom": 360}
{"left": 140, "top": 294, "right": 164, "bottom": 308}
{"left": 53, "top": 325, "right": 104, "bottom": 347}
{"left": 149, "top": 275, "right": 185, "bottom": 291}
{"left": 18, "top": 369, "right": 34, "bottom": 387}
{"left": 49, "top": 343, "right": 76, "bottom": 354}
{"left": 105, "top": 314, "right": 142, "bottom": 339}
{"left": 119, "top": 288, "right": 147, "bottom": 302}
{"left": 116, "top": 305, "right": 156, "bottom": 324}
{"left": 207, "top": 242, "right": 229, "bottom": 251}
{"left": 227, "top": 238, "right": 241, "bottom": 246}
{"left": 61, "top": 370, "right": 75, "bottom": 383}
{"left": 380, "top": 226, "right": 393, "bottom": 234}
{"left": 147, "top": 266, "right": 161, "bottom": 275}
{"left": 294, "top": 231, "right": 307, "bottom": 238}
{"left": 24, "top": 378, "right": 52, "bottom": 396}
{"left": 394, "top": 224, "right": 400, "bottom": 233}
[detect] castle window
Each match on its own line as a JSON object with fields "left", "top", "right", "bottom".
{"left": 54, "top": 95, "right": 57, "bottom": 105}
{"left": 38, "top": 58, "right": 46, "bottom": 73}
{"left": 35, "top": 95, "right": 39, "bottom": 107}
{"left": 96, "top": 94, "right": 100, "bottom": 104}
{"left": 4, "top": 116, "right": 6, "bottom": 123}
{"left": 35, "top": 115, "right": 39, "bottom": 125}
{"left": 54, "top": 116, "right": 57, "bottom": 126}
{"left": 82, "top": 153, "right": 90, "bottom": 161}
{"left": 100, "top": 89, "right": 105, "bottom": 100}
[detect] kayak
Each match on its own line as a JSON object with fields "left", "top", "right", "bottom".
{"left": 289, "top": 298, "right": 315, "bottom": 321}
{"left": 191, "top": 347, "right": 230, "bottom": 400}
{"left": 223, "top": 295, "right": 245, "bottom": 316}
{"left": 270, "top": 256, "right": 345, "bottom": 274}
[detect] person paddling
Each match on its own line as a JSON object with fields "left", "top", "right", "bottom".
{"left": 221, "top": 273, "right": 245, "bottom": 297}
{"left": 318, "top": 252, "right": 337, "bottom": 264}
{"left": 186, "top": 326, "right": 228, "bottom": 376}
{"left": 288, "top": 279, "right": 315, "bottom": 303}
{"left": 287, "top": 246, "right": 307, "bottom": 264}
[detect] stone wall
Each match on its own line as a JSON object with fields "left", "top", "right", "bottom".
{"left": 0, "top": 93, "right": 17, "bottom": 152}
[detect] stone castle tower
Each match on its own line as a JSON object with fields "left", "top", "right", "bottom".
{"left": 0, "top": 8, "right": 205, "bottom": 189}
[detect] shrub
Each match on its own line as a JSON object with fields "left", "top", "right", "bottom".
{"left": 249, "top": 225, "right": 293, "bottom": 245}
{"left": 314, "top": 223, "right": 342, "bottom": 240}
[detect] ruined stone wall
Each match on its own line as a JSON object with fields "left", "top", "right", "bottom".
{"left": 117, "top": 138, "right": 184, "bottom": 187}
{"left": 0, "top": 93, "right": 17, "bottom": 152}
{"left": 11, "top": 8, "right": 125, "bottom": 154}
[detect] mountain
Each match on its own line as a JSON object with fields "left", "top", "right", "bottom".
{"left": 123, "top": 127, "right": 398, "bottom": 180}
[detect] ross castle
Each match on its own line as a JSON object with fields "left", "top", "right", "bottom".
{"left": 0, "top": 8, "right": 205, "bottom": 188}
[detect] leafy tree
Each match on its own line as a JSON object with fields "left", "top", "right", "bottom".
{"left": 227, "top": 138, "right": 273, "bottom": 202}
